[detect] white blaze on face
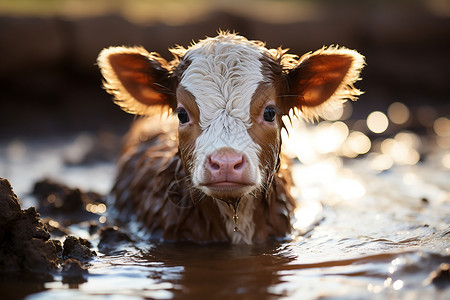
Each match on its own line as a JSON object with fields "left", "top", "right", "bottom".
{"left": 180, "top": 35, "right": 265, "bottom": 188}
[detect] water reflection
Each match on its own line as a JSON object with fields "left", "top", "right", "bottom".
{"left": 138, "top": 242, "right": 293, "bottom": 299}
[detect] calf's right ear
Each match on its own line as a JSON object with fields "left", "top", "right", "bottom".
{"left": 97, "top": 46, "right": 176, "bottom": 115}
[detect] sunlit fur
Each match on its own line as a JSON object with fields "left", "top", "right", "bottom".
{"left": 98, "top": 46, "right": 173, "bottom": 116}
{"left": 293, "top": 46, "right": 365, "bottom": 121}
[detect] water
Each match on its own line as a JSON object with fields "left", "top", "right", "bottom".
{"left": 1, "top": 126, "right": 449, "bottom": 299}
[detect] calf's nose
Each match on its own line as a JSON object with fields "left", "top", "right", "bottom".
{"left": 207, "top": 148, "right": 247, "bottom": 181}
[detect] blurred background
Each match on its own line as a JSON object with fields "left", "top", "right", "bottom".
{"left": 1, "top": 0, "right": 449, "bottom": 138}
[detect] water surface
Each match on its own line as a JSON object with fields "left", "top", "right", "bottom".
{"left": 1, "top": 124, "right": 449, "bottom": 299}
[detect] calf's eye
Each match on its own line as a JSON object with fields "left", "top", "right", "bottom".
{"left": 177, "top": 108, "right": 190, "bottom": 124}
{"left": 263, "top": 106, "right": 276, "bottom": 122}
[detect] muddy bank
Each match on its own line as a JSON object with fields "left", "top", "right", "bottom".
{"left": 0, "top": 178, "right": 95, "bottom": 276}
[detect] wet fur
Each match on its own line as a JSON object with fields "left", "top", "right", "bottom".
{"left": 112, "top": 117, "right": 295, "bottom": 243}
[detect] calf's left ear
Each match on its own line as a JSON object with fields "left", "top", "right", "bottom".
{"left": 283, "top": 46, "right": 365, "bottom": 120}
{"left": 97, "top": 46, "right": 177, "bottom": 116}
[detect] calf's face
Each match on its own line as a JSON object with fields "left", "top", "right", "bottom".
{"left": 98, "top": 33, "right": 364, "bottom": 203}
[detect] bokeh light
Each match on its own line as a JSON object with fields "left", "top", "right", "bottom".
{"left": 416, "top": 105, "right": 437, "bottom": 127}
{"left": 433, "top": 117, "right": 450, "bottom": 137}
{"left": 442, "top": 153, "right": 450, "bottom": 169}
{"left": 86, "top": 203, "right": 107, "bottom": 214}
{"left": 313, "top": 121, "right": 349, "bottom": 154}
{"left": 368, "top": 153, "right": 394, "bottom": 172}
{"left": 394, "top": 131, "right": 422, "bottom": 149}
{"left": 393, "top": 280, "right": 404, "bottom": 291}
{"left": 6, "top": 140, "right": 27, "bottom": 162}
{"left": 322, "top": 104, "right": 344, "bottom": 121}
{"left": 436, "top": 136, "right": 450, "bottom": 149}
{"left": 341, "top": 131, "right": 371, "bottom": 158}
{"left": 388, "top": 102, "right": 410, "bottom": 125}
{"left": 333, "top": 177, "right": 366, "bottom": 200}
{"left": 380, "top": 137, "right": 420, "bottom": 165}
{"left": 367, "top": 111, "right": 389, "bottom": 134}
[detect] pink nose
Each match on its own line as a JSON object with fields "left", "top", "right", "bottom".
{"left": 206, "top": 148, "right": 247, "bottom": 183}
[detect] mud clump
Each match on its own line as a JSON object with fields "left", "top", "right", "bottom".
{"left": 98, "top": 226, "right": 134, "bottom": 254}
{"left": 63, "top": 236, "right": 96, "bottom": 262}
{"left": 0, "top": 178, "right": 96, "bottom": 275}
{"left": 32, "top": 178, "right": 105, "bottom": 224}
{"left": 0, "top": 178, "right": 60, "bottom": 273}
{"left": 41, "top": 218, "right": 70, "bottom": 237}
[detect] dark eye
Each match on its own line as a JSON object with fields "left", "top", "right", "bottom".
{"left": 263, "top": 106, "right": 276, "bottom": 122}
{"left": 177, "top": 108, "right": 190, "bottom": 124}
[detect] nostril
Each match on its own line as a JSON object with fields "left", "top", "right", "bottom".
{"left": 232, "top": 156, "right": 245, "bottom": 171}
{"left": 208, "top": 157, "right": 221, "bottom": 171}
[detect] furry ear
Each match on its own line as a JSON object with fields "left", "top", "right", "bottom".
{"left": 282, "top": 46, "right": 365, "bottom": 121}
{"left": 97, "top": 46, "right": 177, "bottom": 115}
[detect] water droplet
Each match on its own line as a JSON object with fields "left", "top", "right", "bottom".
{"left": 231, "top": 200, "right": 240, "bottom": 233}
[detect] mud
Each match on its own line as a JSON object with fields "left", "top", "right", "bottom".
{"left": 62, "top": 236, "right": 96, "bottom": 262}
{"left": 97, "top": 226, "right": 135, "bottom": 255}
{"left": 41, "top": 217, "right": 70, "bottom": 237}
{"left": 0, "top": 178, "right": 59, "bottom": 273}
{"left": 32, "top": 178, "right": 106, "bottom": 224}
{"left": 0, "top": 178, "right": 96, "bottom": 276}
{"left": 61, "top": 258, "right": 89, "bottom": 285}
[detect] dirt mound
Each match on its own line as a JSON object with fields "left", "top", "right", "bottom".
{"left": 0, "top": 178, "right": 96, "bottom": 275}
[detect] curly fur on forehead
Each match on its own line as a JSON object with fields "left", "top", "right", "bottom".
{"left": 169, "top": 32, "right": 296, "bottom": 76}
{"left": 179, "top": 34, "right": 268, "bottom": 129}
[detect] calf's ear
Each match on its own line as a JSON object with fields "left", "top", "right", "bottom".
{"left": 97, "top": 46, "right": 176, "bottom": 115}
{"left": 283, "top": 46, "right": 365, "bottom": 121}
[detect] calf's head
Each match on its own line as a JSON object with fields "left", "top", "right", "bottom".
{"left": 98, "top": 33, "right": 364, "bottom": 203}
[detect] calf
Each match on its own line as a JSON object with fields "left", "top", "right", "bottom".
{"left": 98, "top": 32, "right": 364, "bottom": 244}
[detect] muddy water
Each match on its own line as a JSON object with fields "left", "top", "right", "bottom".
{"left": 1, "top": 132, "right": 449, "bottom": 299}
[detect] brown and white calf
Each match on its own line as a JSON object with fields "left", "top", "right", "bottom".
{"left": 97, "top": 32, "right": 364, "bottom": 244}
